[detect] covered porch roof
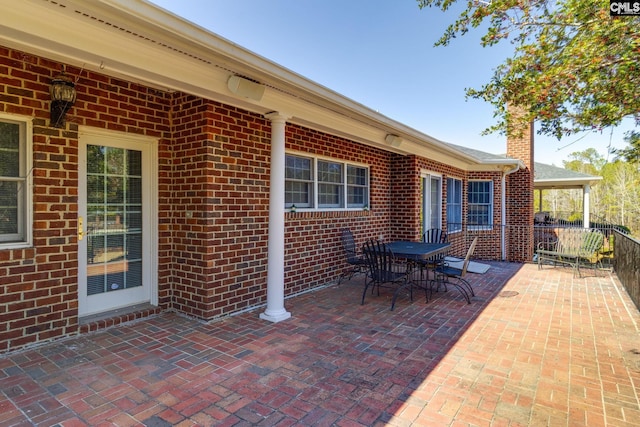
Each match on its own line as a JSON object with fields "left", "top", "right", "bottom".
{"left": 448, "top": 143, "right": 603, "bottom": 190}
{"left": 534, "top": 162, "right": 603, "bottom": 190}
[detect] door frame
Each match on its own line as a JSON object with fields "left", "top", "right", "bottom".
{"left": 420, "top": 170, "right": 443, "bottom": 235}
{"left": 77, "top": 126, "right": 159, "bottom": 317}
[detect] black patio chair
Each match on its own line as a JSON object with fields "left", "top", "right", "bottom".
{"left": 415, "top": 228, "right": 448, "bottom": 285}
{"left": 337, "top": 228, "right": 368, "bottom": 285}
{"left": 423, "top": 228, "right": 447, "bottom": 245}
{"left": 434, "top": 236, "right": 478, "bottom": 304}
{"left": 362, "top": 239, "right": 420, "bottom": 310}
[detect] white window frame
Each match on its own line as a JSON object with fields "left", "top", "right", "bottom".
{"left": 317, "top": 159, "right": 343, "bottom": 208}
{"left": 345, "top": 164, "right": 368, "bottom": 209}
{"left": 468, "top": 180, "right": 494, "bottom": 230}
{"left": 446, "top": 177, "right": 462, "bottom": 234}
{"left": 285, "top": 154, "right": 314, "bottom": 208}
{"left": 420, "top": 171, "right": 442, "bottom": 235}
{"left": 285, "top": 152, "right": 369, "bottom": 211}
{"left": 0, "top": 113, "right": 32, "bottom": 249}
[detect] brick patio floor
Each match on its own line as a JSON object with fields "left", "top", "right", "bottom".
{"left": 1, "top": 262, "right": 639, "bottom": 426}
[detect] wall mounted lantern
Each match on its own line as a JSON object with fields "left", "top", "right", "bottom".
{"left": 50, "top": 72, "right": 77, "bottom": 128}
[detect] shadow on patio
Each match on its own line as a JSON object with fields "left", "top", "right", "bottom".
{"left": 1, "top": 262, "right": 639, "bottom": 426}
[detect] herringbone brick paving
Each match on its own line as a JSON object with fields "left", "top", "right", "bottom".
{"left": 1, "top": 262, "right": 639, "bottom": 426}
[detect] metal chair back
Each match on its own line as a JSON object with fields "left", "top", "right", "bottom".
{"left": 423, "top": 228, "right": 447, "bottom": 244}
{"left": 362, "top": 239, "right": 414, "bottom": 310}
{"left": 459, "top": 236, "right": 479, "bottom": 278}
{"left": 338, "top": 228, "right": 367, "bottom": 284}
{"left": 434, "top": 236, "right": 478, "bottom": 304}
{"left": 362, "top": 239, "right": 395, "bottom": 283}
{"left": 341, "top": 228, "right": 360, "bottom": 264}
{"left": 422, "top": 228, "right": 448, "bottom": 267}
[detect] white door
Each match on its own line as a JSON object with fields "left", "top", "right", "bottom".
{"left": 78, "top": 129, "right": 157, "bottom": 317}
{"left": 421, "top": 174, "right": 442, "bottom": 235}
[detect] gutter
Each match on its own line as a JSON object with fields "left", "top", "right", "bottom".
{"left": 501, "top": 161, "right": 525, "bottom": 260}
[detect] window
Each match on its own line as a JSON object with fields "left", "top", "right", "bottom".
{"left": 285, "top": 155, "right": 313, "bottom": 208}
{"left": 0, "top": 115, "right": 31, "bottom": 247}
{"left": 446, "top": 178, "right": 462, "bottom": 233}
{"left": 318, "top": 160, "right": 342, "bottom": 208}
{"left": 285, "top": 154, "right": 369, "bottom": 210}
{"left": 347, "top": 165, "right": 367, "bottom": 208}
{"left": 468, "top": 180, "right": 493, "bottom": 229}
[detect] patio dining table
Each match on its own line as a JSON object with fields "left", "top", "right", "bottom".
{"left": 385, "top": 241, "right": 451, "bottom": 290}
{"left": 361, "top": 240, "right": 452, "bottom": 309}
{"left": 385, "top": 241, "right": 450, "bottom": 261}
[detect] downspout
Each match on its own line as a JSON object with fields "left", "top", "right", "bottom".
{"left": 501, "top": 162, "right": 524, "bottom": 260}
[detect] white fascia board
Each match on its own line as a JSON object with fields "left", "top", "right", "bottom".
{"left": 535, "top": 176, "right": 603, "bottom": 189}
{"left": 0, "top": 2, "right": 234, "bottom": 91}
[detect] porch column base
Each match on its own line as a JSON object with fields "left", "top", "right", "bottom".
{"left": 260, "top": 309, "right": 291, "bottom": 323}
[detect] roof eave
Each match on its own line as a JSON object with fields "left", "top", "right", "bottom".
{"left": 3, "top": 0, "right": 511, "bottom": 171}
{"left": 534, "top": 176, "right": 603, "bottom": 189}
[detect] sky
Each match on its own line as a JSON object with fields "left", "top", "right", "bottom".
{"left": 149, "top": 0, "right": 633, "bottom": 165}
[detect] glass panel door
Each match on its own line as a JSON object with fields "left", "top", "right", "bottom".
{"left": 86, "top": 146, "right": 142, "bottom": 296}
{"left": 429, "top": 176, "right": 441, "bottom": 229}
{"left": 79, "top": 131, "right": 154, "bottom": 316}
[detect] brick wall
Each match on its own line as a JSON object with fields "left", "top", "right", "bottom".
{"left": 0, "top": 46, "right": 172, "bottom": 352}
{"left": 390, "top": 154, "right": 419, "bottom": 241}
{"left": 285, "top": 126, "right": 392, "bottom": 293}
{"left": 468, "top": 171, "right": 503, "bottom": 260}
{"left": 400, "top": 156, "right": 505, "bottom": 260}
{"left": 0, "top": 44, "right": 523, "bottom": 353}
{"left": 0, "top": 122, "right": 80, "bottom": 351}
{"left": 0, "top": 48, "right": 83, "bottom": 351}
{"left": 506, "top": 105, "right": 534, "bottom": 262}
{"left": 0, "top": 46, "right": 401, "bottom": 352}
{"left": 170, "top": 95, "right": 273, "bottom": 318}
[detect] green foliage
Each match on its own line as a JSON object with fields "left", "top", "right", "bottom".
{"left": 613, "top": 131, "right": 640, "bottom": 163}
{"left": 567, "top": 212, "right": 582, "bottom": 222}
{"left": 547, "top": 149, "right": 640, "bottom": 236}
{"left": 417, "top": 0, "right": 640, "bottom": 139}
{"left": 565, "top": 148, "right": 605, "bottom": 174}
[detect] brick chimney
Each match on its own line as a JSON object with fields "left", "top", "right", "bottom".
{"left": 505, "top": 105, "right": 534, "bottom": 262}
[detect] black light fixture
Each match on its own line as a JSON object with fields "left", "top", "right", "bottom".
{"left": 50, "top": 72, "right": 77, "bottom": 128}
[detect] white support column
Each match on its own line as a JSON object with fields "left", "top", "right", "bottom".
{"left": 260, "top": 112, "right": 292, "bottom": 323}
{"left": 583, "top": 184, "right": 591, "bottom": 229}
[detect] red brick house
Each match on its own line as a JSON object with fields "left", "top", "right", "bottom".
{"left": 0, "top": 0, "right": 533, "bottom": 353}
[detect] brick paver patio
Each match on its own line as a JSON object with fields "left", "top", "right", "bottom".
{"left": 1, "top": 262, "right": 639, "bottom": 426}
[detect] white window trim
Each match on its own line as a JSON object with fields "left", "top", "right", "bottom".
{"left": 0, "top": 113, "right": 33, "bottom": 249}
{"left": 446, "top": 177, "right": 463, "bottom": 234}
{"left": 468, "top": 179, "right": 494, "bottom": 231}
{"left": 285, "top": 151, "right": 369, "bottom": 211}
{"left": 420, "top": 170, "right": 442, "bottom": 232}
